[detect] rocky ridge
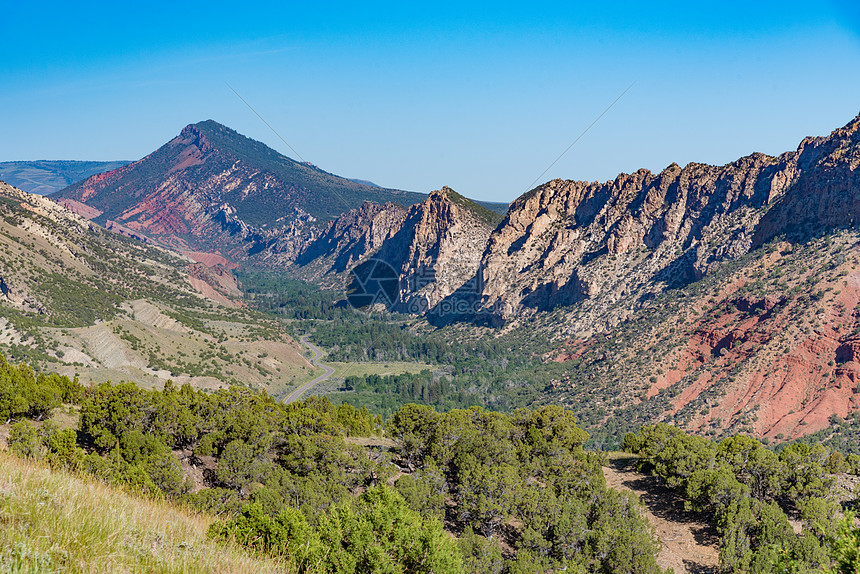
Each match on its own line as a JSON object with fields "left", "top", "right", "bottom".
{"left": 472, "top": 114, "right": 860, "bottom": 334}
{"left": 281, "top": 187, "right": 501, "bottom": 312}
{"left": 287, "top": 201, "right": 410, "bottom": 280}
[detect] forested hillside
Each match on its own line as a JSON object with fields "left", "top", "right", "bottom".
{"left": 2, "top": 355, "right": 666, "bottom": 573}
{"left": 7, "top": 352, "right": 860, "bottom": 572}
{"left": 238, "top": 271, "right": 574, "bottom": 419}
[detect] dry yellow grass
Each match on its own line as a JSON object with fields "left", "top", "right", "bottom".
{"left": 0, "top": 451, "right": 286, "bottom": 573}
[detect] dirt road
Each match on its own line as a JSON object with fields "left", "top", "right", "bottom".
{"left": 603, "top": 455, "right": 719, "bottom": 574}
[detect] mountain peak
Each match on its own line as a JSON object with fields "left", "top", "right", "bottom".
{"left": 427, "top": 186, "right": 459, "bottom": 203}
{"left": 192, "top": 118, "right": 224, "bottom": 129}
{"left": 54, "top": 122, "right": 428, "bottom": 258}
{"left": 175, "top": 120, "right": 226, "bottom": 140}
{"left": 426, "top": 186, "right": 503, "bottom": 228}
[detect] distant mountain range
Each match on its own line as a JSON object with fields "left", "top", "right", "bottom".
{"left": 0, "top": 160, "right": 130, "bottom": 195}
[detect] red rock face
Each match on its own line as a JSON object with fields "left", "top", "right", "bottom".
{"left": 76, "top": 163, "right": 138, "bottom": 203}
{"left": 836, "top": 339, "right": 860, "bottom": 364}
{"left": 53, "top": 120, "right": 425, "bottom": 268}
{"left": 183, "top": 261, "right": 245, "bottom": 307}
{"left": 56, "top": 198, "right": 103, "bottom": 220}
{"left": 685, "top": 302, "right": 860, "bottom": 440}
{"left": 177, "top": 250, "right": 238, "bottom": 270}
{"left": 550, "top": 234, "right": 860, "bottom": 441}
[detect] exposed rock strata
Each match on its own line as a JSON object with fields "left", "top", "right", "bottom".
{"left": 375, "top": 187, "right": 499, "bottom": 313}
{"left": 56, "top": 120, "right": 426, "bottom": 262}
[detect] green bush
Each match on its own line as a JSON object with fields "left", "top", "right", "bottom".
{"left": 210, "top": 486, "right": 463, "bottom": 574}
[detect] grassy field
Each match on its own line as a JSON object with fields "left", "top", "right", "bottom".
{"left": 0, "top": 452, "right": 285, "bottom": 573}
{"left": 325, "top": 360, "right": 434, "bottom": 379}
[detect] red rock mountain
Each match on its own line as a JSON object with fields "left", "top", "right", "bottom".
{"left": 55, "top": 120, "right": 427, "bottom": 261}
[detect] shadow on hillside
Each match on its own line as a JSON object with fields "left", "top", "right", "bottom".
{"left": 683, "top": 560, "right": 718, "bottom": 574}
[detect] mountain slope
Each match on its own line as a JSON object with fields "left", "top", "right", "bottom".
{"left": 0, "top": 182, "right": 310, "bottom": 392}
{"left": 542, "top": 229, "right": 860, "bottom": 442}
{"left": 54, "top": 121, "right": 426, "bottom": 260}
{"left": 469, "top": 114, "right": 860, "bottom": 441}
{"left": 0, "top": 160, "right": 129, "bottom": 195}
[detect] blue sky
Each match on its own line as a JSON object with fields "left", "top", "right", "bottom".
{"left": 2, "top": 1, "right": 859, "bottom": 202}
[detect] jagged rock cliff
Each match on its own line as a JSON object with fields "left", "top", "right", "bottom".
{"left": 375, "top": 187, "right": 501, "bottom": 313}
{"left": 286, "top": 201, "right": 409, "bottom": 278}
{"left": 474, "top": 114, "right": 860, "bottom": 334}
{"left": 289, "top": 187, "right": 501, "bottom": 311}
{"left": 754, "top": 118, "right": 860, "bottom": 243}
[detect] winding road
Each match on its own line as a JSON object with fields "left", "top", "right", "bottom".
{"left": 285, "top": 335, "right": 336, "bottom": 404}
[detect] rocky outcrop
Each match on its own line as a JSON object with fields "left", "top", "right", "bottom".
{"left": 473, "top": 114, "right": 860, "bottom": 332}
{"left": 0, "top": 275, "right": 44, "bottom": 314}
{"left": 186, "top": 262, "right": 242, "bottom": 306}
{"left": 104, "top": 220, "right": 153, "bottom": 244}
{"left": 374, "top": 187, "right": 501, "bottom": 313}
{"left": 292, "top": 201, "right": 409, "bottom": 277}
{"left": 754, "top": 117, "right": 860, "bottom": 244}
